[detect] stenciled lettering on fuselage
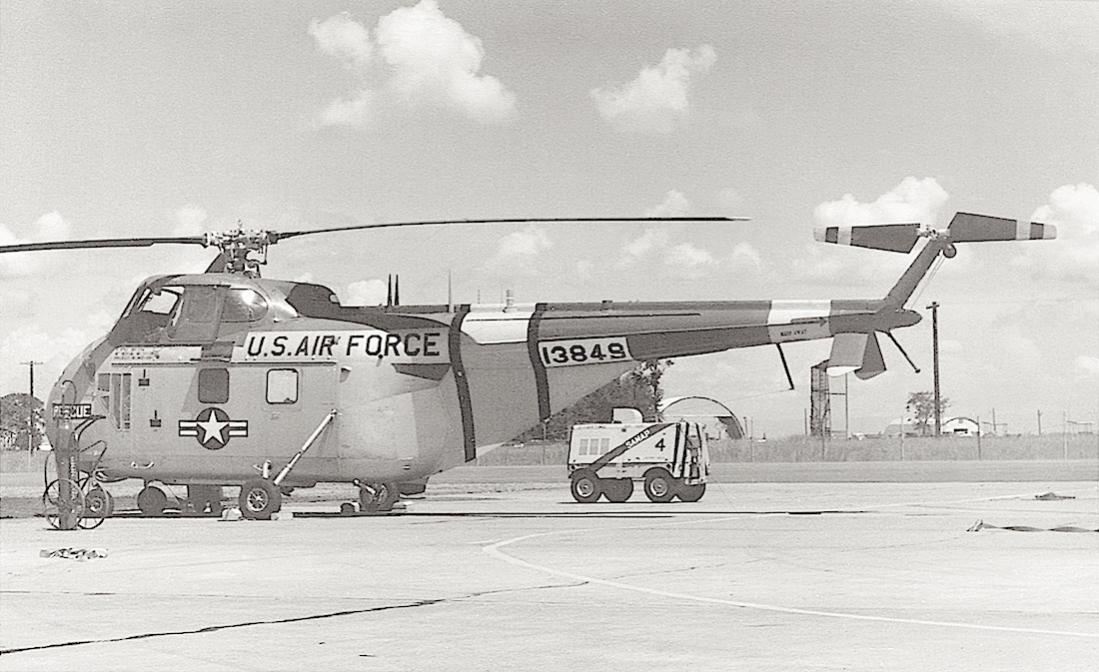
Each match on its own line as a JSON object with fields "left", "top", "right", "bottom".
{"left": 237, "top": 330, "right": 448, "bottom": 363}
{"left": 538, "top": 336, "right": 631, "bottom": 367}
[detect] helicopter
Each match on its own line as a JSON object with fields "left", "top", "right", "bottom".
{"left": 0, "top": 211, "right": 1055, "bottom": 522}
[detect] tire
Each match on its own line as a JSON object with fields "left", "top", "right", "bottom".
{"left": 570, "top": 470, "right": 602, "bottom": 503}
{"left": 360, "top": 481, "right": 400, "bottom": 513}
{"left": 676, "top": 482, "right": 706, "bottom": 502}
{"left": 136, "top": 484, "right": 168, "bottom": 516}
{"left": 643, "top": 468, "right": 675, "bottom": 503}
{"left": 84, "top": 487, "right": 115, "bottom": 518}
{"left": 238, "top": 479, "right": 282, "bottom": 520}
{"left": 602, "top": 478, "right": 634, "bottom": 503}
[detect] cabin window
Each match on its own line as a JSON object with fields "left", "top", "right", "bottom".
{"left": 222, "top": 289, "right": 268, "bottom": 323}
{"left": 266, "top": 369, "right": 298, "bottom": 404}
{"left": 599, "top": 437, "right": 610, "bottom": 453}
{"left": 198, "top": 368, "right": 229, "bottom": 404}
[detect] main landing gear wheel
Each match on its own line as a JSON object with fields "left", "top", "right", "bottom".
{"left": 643, "top": 468, "right": 676, "bottom": 503}
{"left": 602, "top": 478, "right": 634, "bottom": 503}
{"left": 359, "top": 482, "right": 399, "bottom": 513}
{"left": 79, "top": 486, "right": 114, "bottom": 529}
{"left": 43, "top": 478, "right": 85, "bottom": 530}
{"left": 569, "top": 470, "right": 602, "bottom": 503}
{"left": 676, "top": 482, "right": 706, "bottom": 502}
{"left": 136, "top": 484, "right": 168, "bottom": 516}
{"left": 239, "top": 479, "right": 282, "bottom": 520}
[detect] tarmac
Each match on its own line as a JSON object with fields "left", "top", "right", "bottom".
{"left": 1, "top": 469, "right": 1097, "bottom": 671}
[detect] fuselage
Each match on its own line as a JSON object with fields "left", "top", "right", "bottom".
{"left": 46, "top": 273, "right": 917, "bottom": 487}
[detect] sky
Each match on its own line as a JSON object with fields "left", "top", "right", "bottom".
{"left": 1, "top": 0, "right": 1097, "bottom": 438}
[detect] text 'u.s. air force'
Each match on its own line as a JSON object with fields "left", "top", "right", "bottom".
{"left": 238, "top": 331, "right": 448, "bottom": 362}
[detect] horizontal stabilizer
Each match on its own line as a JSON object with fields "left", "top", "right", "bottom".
{"left": 827, "top": 332, "right": 886, "bottom": 380}
{"left": 813, "top": 223, "right": 919, "bottom": 253}
{"left": 948, "top": 212, "right": 1057, "bottom": 242}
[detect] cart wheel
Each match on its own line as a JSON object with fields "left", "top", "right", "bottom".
{"left": 602, "top": 478, "right": 634, "bottom": 503}
{"left": 43, "top": 478, "right": 85, "bottom": 530}
{"left": 676, "top": 482, "right": 706, "bottom": 502}
{"left": 643, "top": 468, "right": 675, "bottom": 503}
{"left": 569, "top": 470, "right": 602, "bottom": 503}
{"left": 238, "top": 479, "right": 282, "bottom": 520}
{"left": 136, "top": 484, "right": 168, "bottom": 516}
{"left": 78, "top": 487, "right": 113, "bottom": 529}
{"left": 359, "top": 482, "right": 399, "bottom": 513}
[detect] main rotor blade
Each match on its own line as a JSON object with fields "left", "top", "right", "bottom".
{"left": 274, "top": 216, "right": 747, "bottom": 241}
{"left": 0, "top": 236, "right": 207, "bottom": 254}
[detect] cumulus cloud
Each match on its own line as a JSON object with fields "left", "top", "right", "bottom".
{"left": 311, "top": 1, "right": 516, "bottom": 127}
{"left": 345, "top": 279, "right": 387, "bottom": 305}
{"left": 814, "top": 177, "right": 950, "bottom": 228}
{"left": 173, "top": 205, "right": 208, "bottom": 236}
{"left": 645, "top": 190, "right": 691, "bottom": 217}
{"left": 727, "top": 242, "right": 763, "bottom": 272}
{"left": 592, "top": 45, "right": 716, "bottom": 134}
{"left": 1029, "top": 182, "right": 1099, "bottom": 285}
{"left": 664, "top": 242, "right": 717, "bottom": 279}
{"left": 0, "top": 212, "right": 73, "bottom": 277}
{"left": 309, "top": 13, "right": 373, "bottom": 67}
{"left": 482, "top": 225, "right": 552, "bottom": 275}
{"left": 618, "top": 228, "right": 670, "bottom": 267}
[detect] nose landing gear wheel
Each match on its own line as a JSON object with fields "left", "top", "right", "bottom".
{"left": 238, "top": 479, "right": 282, "bottom": 520}
{"left": 359, "top": 482, "right": 399, "bottom": 513}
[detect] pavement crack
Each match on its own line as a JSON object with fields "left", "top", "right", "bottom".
{"left": 0, "top": 582, "right": 588, "bottom": 657}
{"left": 0, "top": 598, "right": 446, "bottom": 656}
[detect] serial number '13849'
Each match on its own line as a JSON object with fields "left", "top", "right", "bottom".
{"left": 539, "top": 337, "right": 631, "bottom": 367}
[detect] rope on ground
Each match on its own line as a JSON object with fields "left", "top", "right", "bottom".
{"left": 39, "top": 547, "right": 108, "bottom": 560}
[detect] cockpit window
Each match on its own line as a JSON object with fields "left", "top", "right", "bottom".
{"left": 222, "top": 288, "right": 268, "bottom": 323}
{"left": 138, "top": 287, "right": 182, "bottom": 316}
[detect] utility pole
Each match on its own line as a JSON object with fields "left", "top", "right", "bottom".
{"left": 1036, "top": 409, "right": 1042, "bottom": 436}
{"left": 20, "top": 360, "right": 43, "bottom": 452}
{"left": 926, "top": 301, "right": 941, "bottom": 437}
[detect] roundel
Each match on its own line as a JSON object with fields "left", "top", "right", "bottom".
{"left": 177, "top": 407, "right": 249, "bottom": 451}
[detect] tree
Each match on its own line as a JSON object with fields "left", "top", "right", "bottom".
{"left": 906, "top": 391, "right": 950, "bottom": 437}
{"left": 514, "top": 359, "right": 675, "bottom": 441}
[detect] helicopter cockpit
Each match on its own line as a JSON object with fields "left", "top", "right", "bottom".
{"left": 112, "top": 276, "right": 281, "bottom": 345}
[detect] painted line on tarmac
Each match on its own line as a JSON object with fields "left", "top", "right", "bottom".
{"left": 483, "top": 517, "right": 1099, "bottom": 640}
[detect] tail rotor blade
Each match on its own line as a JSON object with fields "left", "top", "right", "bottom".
{"left": 813, "top": 223, "right": 920, "bottom": 253}
{"left": 947, "top": 212, "right": 1057, "bottom": 242}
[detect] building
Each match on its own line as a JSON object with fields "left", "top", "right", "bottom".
{"left": 942, "top": 416, "right": 982, "bottom": 436}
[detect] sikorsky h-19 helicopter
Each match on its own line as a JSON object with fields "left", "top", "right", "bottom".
{"left": 0, "top": 211, "right": 1054, "bottom": 522}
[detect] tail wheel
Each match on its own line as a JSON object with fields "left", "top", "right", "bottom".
{"left": 359, "top": 482, "right": 399, "bottom": 513}
{"left": 602, "top": 478, "right": 634, "bottom": 503}
{"left": 43, "top": 478, "right": 85, "bottom": 530}
{"left": 238, "top": 479, "right": 282, "bottom": 520}
{"left": 136, "top": 484, "right": 168, "bottom": 516}
{"left": 570, "top": 470, "right": 602, "bottom": 503}
{"left": 643, "top": 469, "right": 676, "bottom": 503}
{"left": 676, "top": 482, "right": 706, "bottom": 502}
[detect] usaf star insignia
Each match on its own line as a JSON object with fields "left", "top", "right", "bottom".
{"left": 178, "top": 407, "right": 248, "bottom": 450}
